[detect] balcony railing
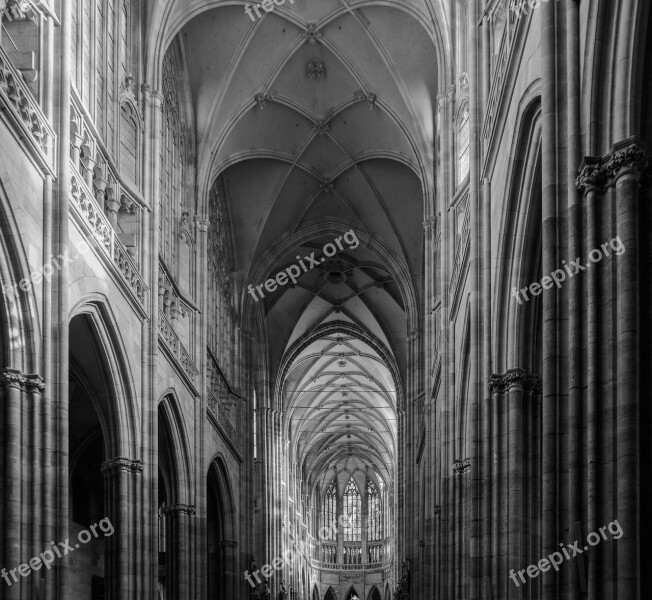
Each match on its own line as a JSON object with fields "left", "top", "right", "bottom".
{"left": 207, "top": 387, "right": 242, "bottom": 453}
{"left": 158, "top": 309, "right": 199, "bottom": 385}
{"left": 69, "top": 165, "right": 147, "bottom": 307}
{"left": 0, "top": 44, "right": 56, "bottom": 173}
{"left": 311, "top": 560, "right": 388, "bottom": 571}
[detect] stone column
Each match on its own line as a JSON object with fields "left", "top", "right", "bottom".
{"left": 161, "top": 504, "right": 196, "bottom": 600}
{"left": 610, "top": 141, "right": 645, "bottom": 599}
{"left": 101, "top": 457, "right": 144, "bottom": 599}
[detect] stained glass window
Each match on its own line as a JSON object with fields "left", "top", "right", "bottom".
{"left": 343, "top": 478, "right": 361, "bottom": 541}
{"left": 367, "top": 481, "right": 382, "bottom": 540}
{"left": 321, "top": 480, "right": 337, "bottom": 541}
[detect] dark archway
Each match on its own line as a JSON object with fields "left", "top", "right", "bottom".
{"left": 207, "top": 457, "right": 237, "bottom": 599}
{"left": 68, "top": 313, "right": 115, "bottom": 598}
{"left": 345, "top": 587, "right": 361, "bottom": 600}
{"left": 368, "top": 586, "right": 381, "bottom": 600}
{"left": 324, "top": 586, "right": 337, "bottom": 600}
{"left": 158, "top": 393, "right": 194, "bottom": 600}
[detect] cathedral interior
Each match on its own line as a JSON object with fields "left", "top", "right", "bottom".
{"left": 0, "top": 0, "right": 650, "bottom": 598}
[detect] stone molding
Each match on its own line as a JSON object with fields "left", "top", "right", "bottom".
{"left": 576, "top": 137, "right": 649, "bottom": 192}
{"left": 489, "top": 368, "right": 540, "bottom": 393}
{"left": 100, "top": 457, "right": 144, "bottom": 475}
{"left": 161, "top": 504, "right": 196, "bottom": 516}
{"left": 0, "top": 368, "right": 45, "bottom": 392}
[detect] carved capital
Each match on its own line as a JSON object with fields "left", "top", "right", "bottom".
{"left": 453, "top": 459, "right": 471, "bottom": 474}
{"left": 220, "top": 540, "right": 238, "bottom": 549}
{"left": 577, "top": 138, "right": 649, "bottom": 192}
{"left": 161, "top": 504, "right": 196, "bottom": 516}
{"left": 606, "top": 140, "right": 648, "bottom": 181}
{"left": 100, "top": 457, "right": 144, "bottom": 476}
{"left": 1, "top": 369, "right": 45, "bottom": 392}
{"left": 1, "top": 368, "right": 26, "bottom": 389}
{"left": 489, "top": 368, "right": 540, "bottom": 393}
{"left": 25, "top": 374, "right": 45, "bottom": 393}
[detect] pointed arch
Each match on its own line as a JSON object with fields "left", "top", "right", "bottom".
{"left": 207, "top": 455, "right": 238, "bottom": 599}
{"left": 0, "top": 171, "right": 39, "bottom": 372}
{"left": 492, "top": 85, "right": 543, "bottom": 373}
{"left": 68, "top": 299, "right": 140, "bottom": 457}
{"left": 324, "top": 586, "right": 337, "bottom": 600}
{"left": 158, "top": 391, "right": 194, "bottom": 504}
{"left": 345, "top": 585, "right": 361, "bottom": 600}
{"left": 367, "top": 586, "right": 382, "bottom": 600}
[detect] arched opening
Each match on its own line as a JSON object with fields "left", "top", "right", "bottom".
{"left": 345, "top": 586, "right": 361, "bottom": 600}
{"left": 68, "top": 313, "right": 116, "bottom": 598}
{"left": 207, "top": 458, "right": 236, "bottom": 599}
{"left": 312, "top": 584, "right": 320, "bottom": 600}
{"left": 324, "top": 586, "right": 337, "bottom": 600}
{"left": 158, "top": 394, "right": 193, "bottom": 600}
{"left": 368, "top": 586, "right": 381, "bottom": 600}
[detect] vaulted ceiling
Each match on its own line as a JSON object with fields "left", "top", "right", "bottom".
{"left": 176, "top": 0, "right": 440, "bottom": 491}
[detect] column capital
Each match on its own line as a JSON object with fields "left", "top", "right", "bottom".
{"left": 606, "top": 139, "right": 648, "bottom": 182}
{"left": 100, "top": 457, "right": 144, "bottom": 476}
{"left": 219, "top": 540, "right": 238, "bottom": 549}
{"left": 1, "top": 369, "right": 45, "bottom": 392}
{"left": 577, "top": 137, "right": 649, "bottom": 192}
{"left": 489, "top": 368, "right": 541, "bottom": 393}
{"left": 453, "top": 459, "right": 471, "bottom": 474}
{"left": 161, "top": 503, "right": 196, "bottom": 516}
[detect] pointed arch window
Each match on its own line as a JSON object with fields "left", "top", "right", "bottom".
{"left": 321, "top": 480, "right": 337, "bottom": 541}
{"left": 343, "top": 478, "right": 361, "bottom": 541}
{"left": 367, "top": 481, "right": 382, "bottom": 541}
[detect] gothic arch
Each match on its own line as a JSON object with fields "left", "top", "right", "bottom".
{"left": 324, "top": 586, "right": 337, "bottom": 600}
{"left": 492, "top": 90, "right": 543, "bottom": 372}
{"left": 344, "top": 585, "right": 361, "bottom": 600}
{"left": 367, "top": 586, "right": 381, "bottom": 600}
{"left": 0, "top": 172, "right": 39, "bottom": 372}
{"left": 68, "top": 299, "right": 140, "bottom": 458}
{"left": 207, "top": 455, "right": 238, "bottom": 598}
{"left": 158, "top": 391, "right": 194, "bottom": 505}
